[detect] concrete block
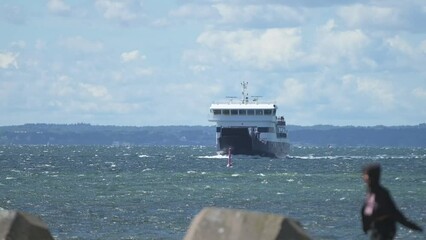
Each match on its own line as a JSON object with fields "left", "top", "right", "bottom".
{"left": 0, "top": 210, "right": 54, "bottom": 240}
{"left": 184, "top": 207, "right": 312, "bottom": 240}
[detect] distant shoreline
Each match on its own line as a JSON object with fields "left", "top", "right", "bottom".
{"left": 1, "top": 123, "right": 425, "bottom": 147}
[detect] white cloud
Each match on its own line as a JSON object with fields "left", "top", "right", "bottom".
{"left": 35, "top": 40, "right": 46, "bottom": 50}
{"left": 412, "top": 87, "right": 426, "bottom": 99}
{"left": 338, "top": 4, "right": 401, "bottom": 29}
{"left": 383, "top": 35, "right": 426, "bottom": 71}
{"left": 189, "top": 65, "right": 210, "bottom": 73}
{"left": 343, "top": 75, "right": 395, "bottom": 111}
{"left": 59, "top": 36, "right": 103, "bottom": 53}
{"left": 276, "top": 78, "right": 307, "bottom": 107}
{"left": 385, "top": 35, "right": 415, "bottom": 56}
{"left": 121, "top": 50, "right": 144, "bottom": 62}
{"left": 197, "top": 28, "right": 302, "bottom": 69}
{"left": 169, "top": 3, "right": 304, "bottom": 27}
{"left": 95, "top": 0, "right": 142, "bottom": 24}
{"left": 51, "top": 75, "right": 74, "bottom": 97}
{"left": 421, "top": 40, "right": 426, "bottom": 54}
{"left": 135, "top": 67, "right": 153, "bottom": 76}
{"left": 0, "top": 52, "right": 19, "bottom": 69}
{"left": 79, "top": 83, "right": 111, "bottom": 99}
{"left": 48, "top": 75, "right": 140, "bottom": 115}
{"left": 170, "top": 4, "right": 218, "bottom": 19}
{"left": 310, "top": 20, "right": 370, "bottom": 68}
{"left": 338, "top": 2, "right": 426, "bottom": 33}
{"left": 65, "top": 100, "right": 138, "bottom": 114}
{"left": 0, "top": 4, "right": 26, "bottom": 24}
{"left": 1, "top": 1, "right": 425, "bottom": 126}
{"left": 213, "top": 4, "right": 304, "bottom": 25}
{"left": 47, "top": 0, "right": 71, "bottom": 14}
{"left": 11, "top": 41, "right": 26, "bottom": 49}
{"left": 151, "top": 18, "right": 170, "bottom": 27}
{"left": 50, "top": 76, "right": 110, "bottom": 100}
{"left": 357, "top": 81, "right": 394, "bottom": 108}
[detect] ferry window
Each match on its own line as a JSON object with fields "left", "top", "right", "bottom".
{"left": 255, "top": 109, "right": 263, "bottom": 115}
{"left": 213, "top": 110, "right": 221, "bottom": 115}
{"left": 223, "top": 109, "right": 230, "bottom": 115}
{"left": 273, "top": 109, "right": 276, "bottom": 114}
{"left": 258, "top": 127, "right": 273, "bottom": 132}
{"left": 277, "top": 132, "right": 287, "bottom": 138}
{"left": 238, "top": 109, "right": 246, "bottom": 115}
{"left": 258, "top": 127, "right": 266, "bottom": 132}
{"left": 231, "top": 109, "right": 238, "bottom": 115}
{"left": 264, "top": 109, "right": 272, "bottom": 115}
{"left": 247, "top": 109, "right": 254, "bottom": 115}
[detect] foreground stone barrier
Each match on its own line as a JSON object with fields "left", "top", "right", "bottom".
{"left": 0, "top": 210, "right": 54, "bottom": 240}
{"left": 184, "top": 207, "right": 312, "bottom": 240}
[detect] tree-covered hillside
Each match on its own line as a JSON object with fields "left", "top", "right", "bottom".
{"left": 0, "top": 123, "right": 425, "bottom": 147}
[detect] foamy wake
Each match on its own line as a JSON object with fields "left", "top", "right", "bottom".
{"left": 198, "top": 154, "right": 228, "bottom": 159}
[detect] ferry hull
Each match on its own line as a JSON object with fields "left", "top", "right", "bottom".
{"left": 253, "top": 140, "right": 290, "bottom": 158}
{"left": 218, "top": 134, "right": 290, "bottom": 158}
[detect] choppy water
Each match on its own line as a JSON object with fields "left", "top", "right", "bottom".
{"left": 0, "top": 145, "right": 425, "bottom": 240}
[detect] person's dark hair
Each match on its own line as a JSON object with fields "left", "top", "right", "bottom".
{"left": 363, "top": 163, "right": 381, "bottom": 184}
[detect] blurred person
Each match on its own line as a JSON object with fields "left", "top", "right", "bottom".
{"left": 361, "top": 163, "right": 422, "bottom": 239}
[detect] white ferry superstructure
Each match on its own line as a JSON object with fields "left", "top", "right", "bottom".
{"left": 209, "top": 82, "right": 290, "bottom": 158}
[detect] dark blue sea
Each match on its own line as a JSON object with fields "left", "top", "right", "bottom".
{"left": 0, "top": 145, "right": 425, "bottom": 240}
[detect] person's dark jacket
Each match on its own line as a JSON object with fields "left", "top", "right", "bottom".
{"left": 361, "top": 184, "right": 422, "bottom": 237}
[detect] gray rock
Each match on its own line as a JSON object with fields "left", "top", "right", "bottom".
{"left": 184, "top": 207, "right": 312, "bottom": 240}
{"left": 0, "top": 210, "right": 54, "bottom": 240}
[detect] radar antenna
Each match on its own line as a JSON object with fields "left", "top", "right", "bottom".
{"left": 241, "top": 81, "right": 249, "bottom": 104}
{"left": 252, "top": 95, "right": 262, "bottom": 102}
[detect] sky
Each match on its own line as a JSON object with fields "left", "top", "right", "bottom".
{"left": 1, "top": 0, "right": 426, "bottom": 127}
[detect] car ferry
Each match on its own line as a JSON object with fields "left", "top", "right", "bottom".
{"left": 209, "top": 82, "right": 290, "bottom": 158}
